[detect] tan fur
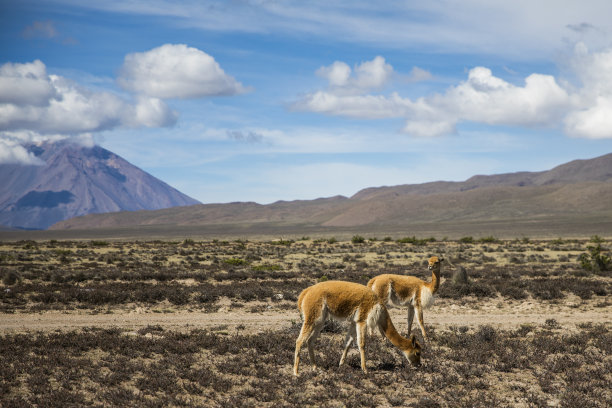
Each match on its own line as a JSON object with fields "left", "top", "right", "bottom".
{"left": 293, "top": 280, "right": 421, "bottom": 376}
{"left": 368, "top": 256, "right": 443, "bottom": 342}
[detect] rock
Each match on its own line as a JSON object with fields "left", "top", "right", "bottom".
{"left": 451, "top": 266, "right": 469, "bottom": 284}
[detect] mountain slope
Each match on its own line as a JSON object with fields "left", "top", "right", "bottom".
{"left": 0, "top": 141, "right": 200, "bottom": 229}
{"left": 49, "top": 152, "right": 612, "bottom": 231}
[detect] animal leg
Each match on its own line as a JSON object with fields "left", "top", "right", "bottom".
{"left": 356, "top": 322, "right": 368, "bottom": 373}
{"left": 294, "top": 323, "right": 314, "bottom": 376}
{"left": 307, "top": 321, "right": 324, "bottom": 369}
{"left": 339, "top": 324, "right": 357, "bottom": 366}
{"left": 406, "top": 306, "right": 415, "bottom": 337}
{"left": 414, "top": 305, "right": 428, "bottom": 342}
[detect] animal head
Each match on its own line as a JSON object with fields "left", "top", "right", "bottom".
{"left": 428, "top": 256, "right": 444, "bottom": 270}
{"left": 403, "top": 335, "right": 422, "bottom": 367}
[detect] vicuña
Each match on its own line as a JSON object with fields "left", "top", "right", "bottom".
{"left": 368, "top": 256, "right": 443, "bottom": 342}
{"left": 293, "top": 280, "right": 421, "bottom": 376}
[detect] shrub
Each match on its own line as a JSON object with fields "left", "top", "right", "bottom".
{"left": 459, "top": 236, "right": 474, "bottom": 244}
{"left": 271, "top": 239, "right": 294, "bottom": 246}
{"left": 351, "top": 235, "right": 365, "bottom": 244}
{"left": 2, "top": 270, "right": 21, "bottom": 286}
{"left": 499, "top": 286, "right": 528, "bottom": 300}
{"left": 397, "top": 236, "right": 435, "bottom": 245}
{"left": 578, "top": 244, "right": 611, "bottom": 272}
{"left": 252, "top": 263, "right": 282, "bottom": 272}
{"left": 223, "top": 258, "right": 249, "bottom": 266}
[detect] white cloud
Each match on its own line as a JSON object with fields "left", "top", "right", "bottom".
{"left": 0, "top": 60, "right": 59, "bottom": 106}
{"left": 404, "top": 67, "right": 573, "bottom": 136}
{"left": 118, "top": 44, "right": 248, "bottom": 99}
{"left": 0, "top": 131, "right": 96, "bottom": 165}
{"left": 0, "top": 138, "right": 45, "bottom": 165}
{"left": 54, "top": 1, "right": 612, "bottom": 59}
{"left": 561, "top": 43, "right": 612, "bottom": 138}
{"left": 402, "top": 120, "right": 456, "bottom": 138}
{"left": 315, "top": 56, "right": 394, "bottom": 94}
{"left": 294, "top": 56, "right": 422, "bottom": 119}
{"left": 316, "top": 61, "right": 351, "bottom": 87}
{"left": 0, "top": 60, "right": 179, "bottom": 164}
{"left": 565, "top": 96, "right": 612, "bottom": 139}
{"left": 130, "top": 96, "right": 178, "bottom": 128}
{"left": 407, "top": 67, "right": 433, "bottom": 83}
{"left": 0, "top": 46, "right": 247, "bottom": 155}
{"left": 432, "top": 68, "right": 570, "bottom": 127}
{"left": 296, "top": 45, "right": 612, "bottom": 139}
{"left": 293, "top": 91, "right": 414, "bottom": 119}
{"left": 0, "top": 60, "right": 177, "bottom": 135}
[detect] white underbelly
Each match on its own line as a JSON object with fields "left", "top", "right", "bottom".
{"left": 420, "top": 286, "right": 435, "bottom": 309}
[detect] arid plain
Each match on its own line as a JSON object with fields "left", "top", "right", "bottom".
{"left": 1, "top": 235, "right": 610, "bottom": 407}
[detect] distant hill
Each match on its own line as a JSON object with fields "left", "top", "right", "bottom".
{"left": 50, "top": 153, "right": 612, "bottom": 235}
{"left": 0, "top": 141, "right": 200, "bottom": 229}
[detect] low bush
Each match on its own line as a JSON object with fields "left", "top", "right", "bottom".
{"left": 578, "top": 244, "right": 611, "bottom": 273}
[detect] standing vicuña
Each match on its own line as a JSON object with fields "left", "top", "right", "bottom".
{"left": 293, "top": 280, "right": 421, "bottom": 376}
{"left": 368, "top": 256, "right": 443, "bottom": 342}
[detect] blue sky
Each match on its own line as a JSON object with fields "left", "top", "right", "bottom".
{"left": 2, "top": 1, "right": 612, "bottom": 204}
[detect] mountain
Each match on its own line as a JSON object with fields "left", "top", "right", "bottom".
{"left": 49, "top": 152, "right": 612, "bottom": 235}
{"left": 0, "top": 141, "right": 200, "bottom": 229}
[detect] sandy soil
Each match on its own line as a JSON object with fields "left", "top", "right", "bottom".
{"left": 1, "top": 297, "right": 609, "bottom": 334}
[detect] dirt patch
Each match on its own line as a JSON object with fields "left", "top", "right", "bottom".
{"left": 2, "top": 298, "right": 609, "bottom": 335}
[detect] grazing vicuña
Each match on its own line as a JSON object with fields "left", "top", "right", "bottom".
{"left": 368, "top": 256, "right": 443, "bottom": 342}
{"left": 293, "top": 280, "right": 421, "bottom": 375}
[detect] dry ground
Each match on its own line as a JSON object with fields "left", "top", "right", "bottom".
{"left": 0, "top": 296, "right": 609, "bottom": 335}
{"left": 1, "top": 237, "right": 610, "bottom": 407}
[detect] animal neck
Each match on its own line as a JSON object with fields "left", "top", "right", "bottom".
{"left": 429, "top": 267, "right": 440, "bottom": 294}
{"left": 379, "top": 307, "right": 413, "bottom": 351}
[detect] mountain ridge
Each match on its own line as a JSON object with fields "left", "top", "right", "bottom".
{"left": 49, "top": 152, "right": 612, "bottom": 232}
{"left": 0, "top": 141, "right": 200, "bottom": 229}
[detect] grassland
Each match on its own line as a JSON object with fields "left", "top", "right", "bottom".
{"left": 1, "top": 236, "right": 610, "bottom": 407}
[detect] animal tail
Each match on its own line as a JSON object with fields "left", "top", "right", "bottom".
{"left": 296, "top": 287, "right": 309, "bottom": 319}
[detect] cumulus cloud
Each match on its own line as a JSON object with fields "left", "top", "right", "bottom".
{"left": 0, "top": 60, "right": 178, "bottom": 164}
{"left": 562, "top": 43, "right": 612, "bottom": 139}
{"left": 428, "top": 67, "right": 570, "bottom": 127}
{"left": 295, "top": 45, "right": 612, "bottom": 139}
{"left": 565, "top": 97, "right": 612, "bottom": 139}
{"left": 118, "top": 44, "right": 248, "bottom": 99}
{"left": 316, "top": 56, "right": 394, "bottom": 94}
{"left": 294, "top": 91, "right": 414, "bottom": 119}
{"left": 1, "top": 44, "right": 247, "bottom": 164}
{"left": 0, "top": 130, "right": 97, "bottom": 166}
{"left": 295, "top": 56, "right": 424, "bottom": 118}
{"left": 0, "top": 60, "right": 59, "bottom": 106}
{"left": 0, "top": 138, "right": 45, "bottom": 165}
{"left": 0, "top": 60, "right": 177, "bottom": 135}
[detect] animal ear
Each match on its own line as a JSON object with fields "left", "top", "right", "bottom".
{"left": 410, "top": 334, "right": 417, "bottom": 347}
{"left": 439, "top": 257, "right": 445, "bottom": 262}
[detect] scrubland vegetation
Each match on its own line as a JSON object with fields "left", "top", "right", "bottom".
{"left": 1, "top": 236, "right": 610, "bottom": 407}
